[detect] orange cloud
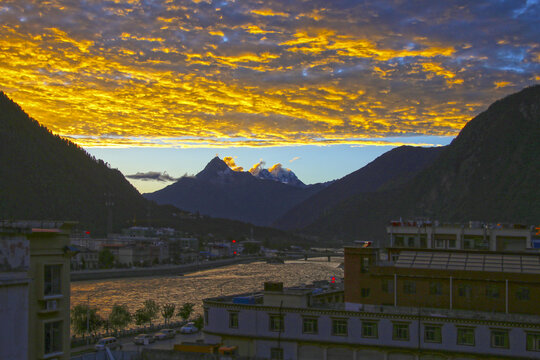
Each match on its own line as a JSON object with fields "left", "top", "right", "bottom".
{"left": 223, "top": 156, "right": 244, "bottom": 171}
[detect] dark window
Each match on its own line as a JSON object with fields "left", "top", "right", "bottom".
{"left": 424, "top": 325, "right": 442, "bottom": 343}
{"left": 457, "top": 327, "right": 475, "bottom": 346}
{"left": 269, "top": 315, "right": 284, "bottom": 332}
{"left": 393, "top": 323, "right": 409, "bottom": 341}
{"left": 361, "top": 257, "right": 370, "bottom": 273}
{"left": 429, "top": 282, "right": 442, "bottom": 295}
{"left": 526, "top": 332, "right": 540, "bottom": 351}
{"left": 491, "top": 330, "right": 509, "bottom": 348}
{"left": 228, "top": 312, "right": 238, "bottom": 328}
{"left": 516, "top": 287, "right": 530, "bottom": 301}
{"left": 403, "top": 281, "right": 416, "bottom": 294}
{"left": 44, "top": 265, "right": 62, "bottom": 296}
{"left": 302, "top": 318, "right": 318, "bottom": 334}
{"left": 44, "top": 321, "right": 62, "bottom": 354}
{"left": 361, "top": 322, "right": 378, "bottom": 338}
{"left": 486, "top": 285, "right": 500, "bottom": 299}
{"left": 270, "top": 347, "right": 283, "bottom": 360}
{"left": 382, "top": 279, "right": 394, "bottom": 294}
{"left": 458, "top": 284, "right": 472, "bottom": 298}
{"left": 332, "top": 319, "right": 348, "bottom": 336}
{"left": 361, "top": 288, "right": 370, "bottom": 297}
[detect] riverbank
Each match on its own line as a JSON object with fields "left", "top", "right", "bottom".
{"left": 71, "top": 256, "right": 263, "bottom": 282}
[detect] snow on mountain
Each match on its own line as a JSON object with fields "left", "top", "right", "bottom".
{"left": 248, "top": 161, "right": 306, "bottom": 187}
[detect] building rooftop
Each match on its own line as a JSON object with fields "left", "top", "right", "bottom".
{"left": 395, "top": 250, "right": 540, "bottom": 274}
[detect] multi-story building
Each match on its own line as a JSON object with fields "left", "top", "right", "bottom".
{"left": 203, "top": 221, "right": 540, "bottom": 360}
{"left": 387, "top": 220, "right": 535, "bottom": 251}
{"left": 0, "top": 220, "right": 74, "bottom": 360}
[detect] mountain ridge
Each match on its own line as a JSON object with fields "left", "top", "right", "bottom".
{"left": 300, "top": 85, "right": 540, "bottom": 241}
{"left": 144, "top": 157, "right": 327, "bottom": 226}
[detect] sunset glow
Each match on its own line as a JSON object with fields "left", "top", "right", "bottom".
{"left": 1, "top": 0, "right": 538, "bottom": 149}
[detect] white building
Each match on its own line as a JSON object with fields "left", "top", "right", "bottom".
{"left": 203, "top": 281, "right": 540, "bottom": 360}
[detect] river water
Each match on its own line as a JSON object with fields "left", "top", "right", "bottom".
{"left": 71, "top": 258, "right": 344, "bottom": 318}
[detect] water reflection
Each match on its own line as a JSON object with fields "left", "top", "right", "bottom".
{"left": 71, "top": 258, "right": 344, "bottom": 317}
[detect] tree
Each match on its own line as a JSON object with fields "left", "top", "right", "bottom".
{"left": 142, "top": 299, "right": 160, "bottom": 326}
{"left": 108, "top": 304, "right": 131, "bottom": 331}
{"left": 71, "top": 304, "right": 103, "bottom": 337}
{"left": 178, "top": 302, "right": 194, "bottom": 322}
{"left": 161, "top": 303, "right": 176, "bottom": 325}
{"left": 98, "top": 248, "right": 115, "bottom": 268}
{"left": 193, "top": 314, "right": 204, "bottom": 330}
{"left": 134, "top": 308, "right": 151, "bottom": 326}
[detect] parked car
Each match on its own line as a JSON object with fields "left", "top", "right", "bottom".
{"left": 95, "top": 337, "right": 121, "bottom": 351}
{"left": 133, "top": 333, "right": 155, "bottom": 345}
{"left": 180, "top": 322, "right": 198, "bottom": 334}
{"left": 154, "top": 328, "right": 176, "bottom": 340}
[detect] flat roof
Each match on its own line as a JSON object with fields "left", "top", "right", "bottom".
{"left": 395, "top": 250, "right": 540, "bottom": 274}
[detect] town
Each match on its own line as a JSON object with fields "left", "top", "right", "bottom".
{"left": 2, "top": 219, "right": 539, "bottom": 359}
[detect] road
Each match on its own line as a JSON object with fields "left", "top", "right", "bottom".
{"left": 120, "top": 331, "right": 203, "bottom": 352}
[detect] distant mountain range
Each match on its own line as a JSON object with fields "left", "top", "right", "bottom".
{"left": 2, "top": 85, "right": 538, "bottom": 243}
{"left": 0, "top": 92, "right": 308, "bottom": 244}
{"left": 273, "top": 145, "right": 444, "bottom": 230}
{"left": 289, "top": 85, "right": 540, "bottom": 242}
{"left": 144, "top": 157, "right": 328, "bottom": 226}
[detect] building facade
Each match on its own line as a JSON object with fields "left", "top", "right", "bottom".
{"left": 387, "top": 220, "right": 535, "bottom": 251}
{"left": 1, "top": 220, "right": 74, "bottom": 360}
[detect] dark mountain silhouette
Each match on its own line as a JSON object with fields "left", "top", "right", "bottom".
{"left": 274, "top": 145, "right": 444, "bottom": 230}
{"left": 0, "top": 92, "right": 312, "bottom": 245}
{"left": 300, "top": 85, "right": 540, "bottom": 242}
{"left": 144, "top": 157, "right": 327, "bottom": 226}
{"left": 0, "top": 91, "right": 149, "bottom": 234}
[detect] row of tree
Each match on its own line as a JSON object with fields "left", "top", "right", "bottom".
{"left": 71, "top": 301, "right": 197, "bottom": 337}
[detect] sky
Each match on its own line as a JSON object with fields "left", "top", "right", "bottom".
{"left": 1, "top": 0, "right": 539, "bottom": 193}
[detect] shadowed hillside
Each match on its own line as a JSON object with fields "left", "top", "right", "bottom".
{"left": 302, "top": 85, "right": 540, "bottom": 242}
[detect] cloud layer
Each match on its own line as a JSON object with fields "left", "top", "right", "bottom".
{"left": 126, "top": 171, "right": 178, "bottom": 182}
{"left": 0, "top": 0, "right": 538, "bottom": 147}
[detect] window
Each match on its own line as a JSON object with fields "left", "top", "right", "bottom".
{"left": 204, "top": 308, "right": 209, "bottom": 325}
{"left": 44, "top": 265, "right": 62, "bottom": 296}
{"left": 361, "top": 257, "right": 370, "bottom": 272}
{"left": 435, "top": 239, "right": 445, "bottom": 248}
{"left": 448, "top": 239, "right": 456, "bottom": 248}
{"left": 526, "top": 333, "right": 540, "bottom": 351}
{"left": 332, "top": 319, "right": 348, "bottom": 336}
{"left": 382, "top": 279, "right": 394, "bottom": 294}
{"left": 407, "top": 237, "right": 415, "bottom": 247}
{"left": 491, "top": 330, "right": 509, "bottom": 348}
{"left": 361, "top": 322, "right": 378, "bottom": 338}
{"left": 424, "top": 325, "right": 442, "bottom": 343}
{"left": 457, "top": 327, "right": 475, "bottom": 346}
{"left": 44, "top": 321, "right": 62, "bottom": 355}
{"left": 361, "top": 288, "right": 370, "bottom": 297}
{"left": 429, "top": 282, "right": 442, "bottom": 295}
{"left": 486, "top": 285, "right": 500, "bottom": 298}
{"left": 458, "top": 284, "right": 472, "bottom": 298}
{"left": 269, "top": 315, "right": 284, "bottom": 332}
{"left": 393, "top": 323, "right": 409, "bottom": 341}
{"left": 270, "top": 347, "right": 283, "bottom": 360}
{"left": 394, "top": 236, "right": 404, "bottom": 247}
{"left": 228, "top": 312, "right": 238, "bottom": 328}
{"left": 403, "top": 281, "right": 416, "bottom": 294}
{"left": 302, "top": 318, "right": 318, "bottom": 334}
{"left": 516, "top": 287, "right": 530, "bottom": 301}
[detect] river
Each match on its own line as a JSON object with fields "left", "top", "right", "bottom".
{"left": 71, "top": 258, "right": 344, "bottom": 317}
